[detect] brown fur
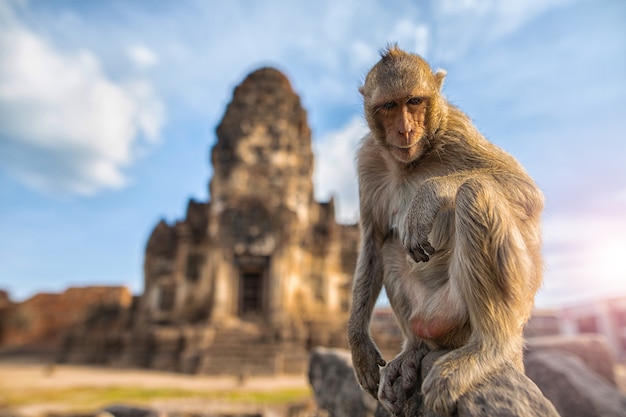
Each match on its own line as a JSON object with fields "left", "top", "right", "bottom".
{"left": 347, "top": 45, "right": 544, "bottom": 416}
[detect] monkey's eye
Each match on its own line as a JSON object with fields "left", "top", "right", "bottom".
{"left": 407, "top": 97, "right": 424, "bottom": 106}
{"left": 381, "top": 101, "right": 397, "bottom": 111}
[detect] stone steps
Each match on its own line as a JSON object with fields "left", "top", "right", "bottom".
{"left": 195, "top": 325, "right": 284, "bottom": 375}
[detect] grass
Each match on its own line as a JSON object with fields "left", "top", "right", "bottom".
{"left": 0, "top": 386, "right": 312, "bottom": 412}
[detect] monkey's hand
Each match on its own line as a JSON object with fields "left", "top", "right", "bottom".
{"left": 378, "top": 343, "right": 428, "bottom": 415}
{"left": 402, "top": 197, "right": 437, "bottom": 263}
{"left": 378, "top": 347, "right": 426, "bottom": 416}
{"left": 351, "top": 337, "right": 386, "bottom": 399}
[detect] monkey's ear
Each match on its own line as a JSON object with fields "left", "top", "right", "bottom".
{"left": 434, "top": 69, "right": 446, "bottom": 90}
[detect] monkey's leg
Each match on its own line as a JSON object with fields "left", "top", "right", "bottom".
{"left": 421, "top": 178, "right": 533, "bottom": 415}
{"left": 378, "top": 341, "right": 429, "bottom": 416}
{"left": 348, "top": 232, "right": 387, "bottom": 399}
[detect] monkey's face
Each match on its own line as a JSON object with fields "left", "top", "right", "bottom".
{"left": 360, "top": 47, "right": 446, "bottom": 164}
{"left": 372, "top": 96, "right": 430, "bottom": 164}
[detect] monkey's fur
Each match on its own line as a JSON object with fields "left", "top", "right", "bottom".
{"left": 347, "top": 46, "right": 544, "bottom": 416}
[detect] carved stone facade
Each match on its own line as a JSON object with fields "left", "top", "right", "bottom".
{"left": 141, "top": 66, "right": 357, "bottom": 329}
{"left": 59, "top": 67, "right": 359, "bottom": 374}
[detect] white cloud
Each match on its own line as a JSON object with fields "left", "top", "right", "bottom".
{"left": 0, "top": 25, "right": 164, "bottom": 195}
{"left": 313, "top": 116, "right": 368, "bottom": 223}
{"left": 127, "top": 44, "right": 158, "bottom": 69}
{"left": 391, "top": 21, "right": 430, "bottom": 57}
{"left": 124, "top": 80, "right": 164, "bottom": 143}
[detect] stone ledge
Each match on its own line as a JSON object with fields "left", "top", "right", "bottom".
{"left": 373, "top": 350, "right": 560, "bottom": 417}
{"left": 309, "top": 347, "right": 559, "bottom": 417}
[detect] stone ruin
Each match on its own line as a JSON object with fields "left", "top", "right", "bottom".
{"left": 0, "top": 286, "right": 132, "bottom": 355}
{"left": 58, "top": 67, "right": 360, "bottom": 375}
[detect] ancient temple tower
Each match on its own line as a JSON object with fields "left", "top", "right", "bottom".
{"left": 206, "top": 68, "right": 322, "bottom": 326}
{"left": 110, "top": 67, "right": 361, "bottom": 374}
{"left": 211, "top": 68, "right": 315, "bottom": 220}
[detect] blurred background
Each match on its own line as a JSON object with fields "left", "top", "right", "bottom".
{"left": 1, "top": 0, "right": 625, "bottom": 307}
{"left": 1, "top": 1, "right": 626, "bottom": 416}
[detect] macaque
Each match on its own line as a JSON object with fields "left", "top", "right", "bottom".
{"left": 347, "top": 45, "right": 544, "bottom": 416}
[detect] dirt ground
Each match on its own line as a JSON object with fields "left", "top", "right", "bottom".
{"left": 0, "top": 358, "right": 312, "bottom": 417}
{"left": 2, "top": 357, "right": 624, "bottom": 417}
{"left": 0, "top": 360, "right": 308, "bottom": 391}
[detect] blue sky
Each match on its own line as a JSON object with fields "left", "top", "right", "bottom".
{"left": 0, "top": 0, "right": 625, "bottom": 308}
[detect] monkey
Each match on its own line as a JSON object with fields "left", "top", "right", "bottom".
{"left": 347, "top": 45, "right": 544, "bottom": 416}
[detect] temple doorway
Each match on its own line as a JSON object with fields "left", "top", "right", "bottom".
{"left": 237, "top": 256, "right": 269, "bottom": 320}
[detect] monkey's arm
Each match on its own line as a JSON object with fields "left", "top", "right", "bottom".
{"left": 347, "top": 220, "right": 386, "bottom": 399}
{"left": 402, "top": 168, "right": 535, "bottom": 262}
{"left": 402, "top": 174, "right": 467, "bottom": 262}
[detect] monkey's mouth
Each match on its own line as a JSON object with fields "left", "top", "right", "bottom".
{"left": 392, "top": 137, "right": 420, "bottom": 149}
{"left": 394, "top": 142, "right": 419, "bottom": 150}
{"left": 389, "top": 142, "right": 423, "bottom": 163}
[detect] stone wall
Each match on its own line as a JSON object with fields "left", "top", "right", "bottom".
{"left": 0, "top": 286, "right": 131, "bottom": 353}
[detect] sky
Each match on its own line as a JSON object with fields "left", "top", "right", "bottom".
{"left": 0, "top": 0, "right": 625, "bottom": 309}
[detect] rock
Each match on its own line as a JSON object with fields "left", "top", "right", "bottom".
{"left": 374, "top": 350, "right": 559, "bottom": 417}
{"left": 309, "top": 348, "right": 559, "bottom": 417}
{"left": 455, "top": 364, "right": 560, "bottom": 417}
{"left": 99, "top": 405, "right": 161, "bottom": 417}
{"left": 526, "top": 334, "right": 617, "bottom": 386}
{"left": 308, "top": 347, "right": 378, "bottom": 417}
{"left": 525, "top": 350, "right": 626, "bottom": 417}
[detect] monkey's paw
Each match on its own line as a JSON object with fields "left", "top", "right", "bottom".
{"left": 401, "top": 215, "right": 436, "bottom": 263}
{"left": 351, "top": 340, "right": 386, "bottom": 399}
{"left": 421, "top": 359, "right": 467, "bottom": 416}
{"left": 401, "top": 234, "right": 435, "bottom": 263}
{"left": 378, "top": 349, "right": 423, "bottom": 416}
